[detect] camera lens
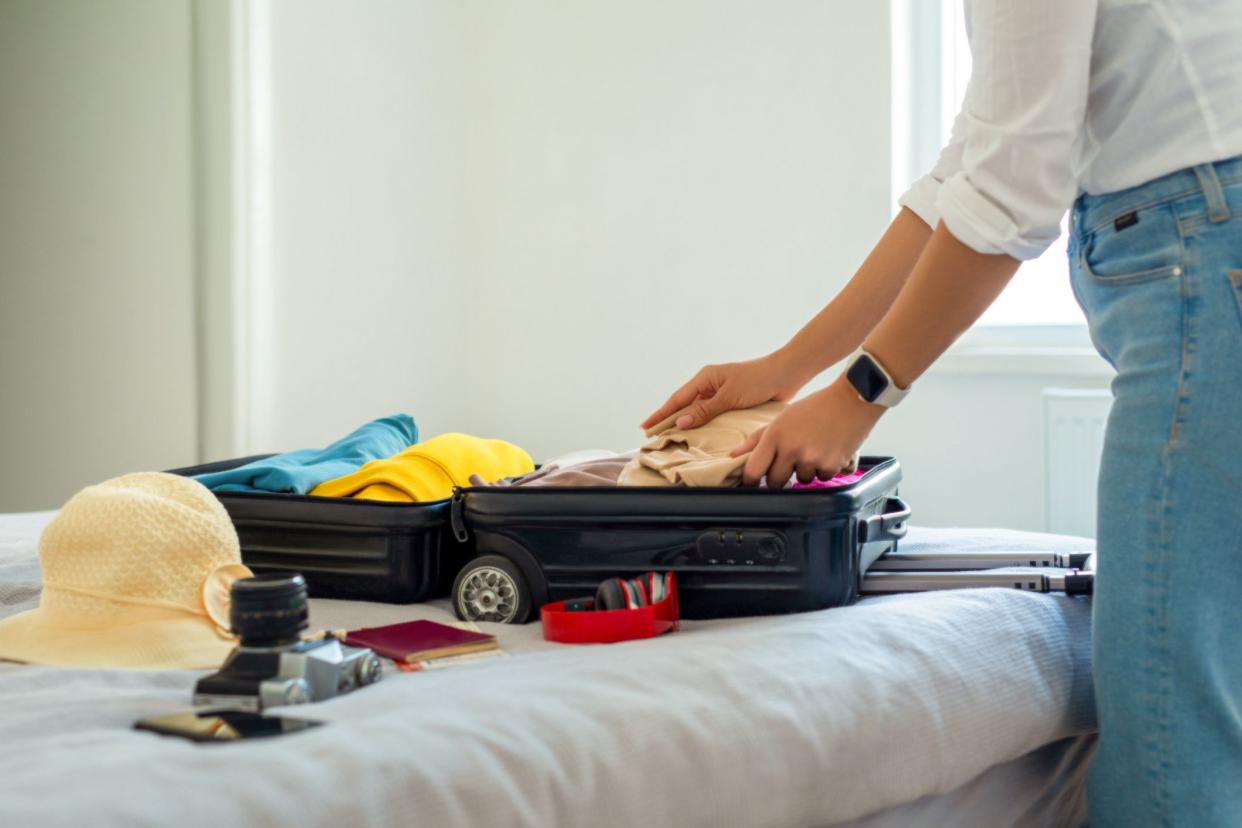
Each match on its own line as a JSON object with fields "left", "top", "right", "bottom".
{"left": 230, "top": 573, "right": 310, "bottom": 648}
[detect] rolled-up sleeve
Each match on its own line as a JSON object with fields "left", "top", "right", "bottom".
{"left": 899, "top": 100, "right": 970, "bottom": 231}
{"left": 902, "top": 0, "right": 1098, "bottom": 260}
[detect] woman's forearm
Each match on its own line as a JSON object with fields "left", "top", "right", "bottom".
{"left": 774, "top": 207, "right": 934, "bottom": 386}
{"left": 861, "top": 221, "right": 1021, "bottom": 390}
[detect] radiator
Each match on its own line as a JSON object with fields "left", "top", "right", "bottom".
{"left": 1043, "top": 388, "right": 1112, "bottom": 538}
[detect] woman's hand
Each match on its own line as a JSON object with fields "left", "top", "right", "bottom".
{"left": 640, "top": 351, "right": 810, "bottom": 432}
{"left": 730, "top": 376, "right": 884, "bottom": 487}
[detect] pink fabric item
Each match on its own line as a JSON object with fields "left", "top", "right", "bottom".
{"left": 790, "top": 469, "right": 867, "bottom": 489}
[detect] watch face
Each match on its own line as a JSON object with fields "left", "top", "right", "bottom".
{"left": 847, "top": 355, "right": 889, "bottom": 403}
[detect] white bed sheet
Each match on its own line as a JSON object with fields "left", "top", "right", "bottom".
{"left": 0, "top": 512, "right": 1095, "bottom": 827}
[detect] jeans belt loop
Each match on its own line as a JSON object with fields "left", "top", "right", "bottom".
{"left": 1193, "top": 163, "right": 1232, "bottom": 223}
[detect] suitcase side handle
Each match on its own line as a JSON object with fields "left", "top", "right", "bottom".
{"left": 857, "top": 496, "right": 911, "bottom": 545}
{"left": 450, "top": 489, "right": 469, "bottom": 542}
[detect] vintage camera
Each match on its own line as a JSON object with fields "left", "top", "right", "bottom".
{"left": 194, "top": 573, "right": 382, "bottom": 711}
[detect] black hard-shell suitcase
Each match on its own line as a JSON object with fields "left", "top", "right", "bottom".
{"left": 448, "top": 456, "right": 909, "bottom": 622}
{"left": 171, "top": 455, "right": 461, "bottom": 603}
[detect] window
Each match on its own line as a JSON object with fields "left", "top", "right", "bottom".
{"left": 893, "top": 0, "right": 1086, "bottom": 328}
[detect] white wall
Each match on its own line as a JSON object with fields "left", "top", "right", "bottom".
{"left": 868, "top": 361, "right": 1110, "bottom": 531}
{"left": 0, "top": 0, "right": 199, "bottom": 512}
{"left": 454, "top": 3, "right": 892, "bottom": 458}
{"left": 254, "top": 0, "right": 893, "bottom": 459}
{"left": 252, "top": 2, "right": 475, "bottom": 452}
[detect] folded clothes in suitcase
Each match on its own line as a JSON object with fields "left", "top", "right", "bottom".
{"left": 171, "top": 455, "right": 461, "bottom": 603}
{"left": 173, "top": 455, "right": 908, "bottom": 621}
{"left": 448, "top": 456, "right": 908, "bottom": 622}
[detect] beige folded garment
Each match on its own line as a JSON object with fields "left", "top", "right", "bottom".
{"left": 619, "top": 401, "right": 786, "bottom": 487}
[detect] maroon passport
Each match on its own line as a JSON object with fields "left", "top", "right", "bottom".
{"left": 344, "top": 619, "right": 498, "bottom": 663}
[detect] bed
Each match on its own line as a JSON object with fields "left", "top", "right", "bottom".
{"left": 0, "top": 511, "right": 1096, "bottom": 827}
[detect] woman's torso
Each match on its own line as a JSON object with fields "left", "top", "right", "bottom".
{"left": 1071, "top": 0, "right": 1242, "bottom": 195}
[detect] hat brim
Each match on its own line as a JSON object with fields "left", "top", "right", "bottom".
{"left": 0, "top": 606, "right": 237, "bottom": 671}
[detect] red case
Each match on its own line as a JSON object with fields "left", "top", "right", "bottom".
{"left": 541, "top": 572, "right": 679, "bottom": 644}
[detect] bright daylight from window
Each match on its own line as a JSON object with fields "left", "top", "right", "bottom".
{"left": 939, "top": 1, "right": 1085, "bottom": 327}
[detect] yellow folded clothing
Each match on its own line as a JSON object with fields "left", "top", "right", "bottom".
{"left": 310, "top": 432, "right": 534, "bottom": 502}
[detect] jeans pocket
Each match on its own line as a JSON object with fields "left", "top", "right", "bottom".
{"left": 1230, "top": 271, "right": 1242, "bottom": 328}
{"left": 1081, "top": 203, "right": 1185, "bottom": 285}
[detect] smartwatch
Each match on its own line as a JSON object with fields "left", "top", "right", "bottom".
{"left": 844, "top": 349, "right": 909, "bottom": 408}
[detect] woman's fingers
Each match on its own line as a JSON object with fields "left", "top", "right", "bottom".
{"left": 736, "top": 384, "right": 880, "bottom": 488}
{"left": 794, "top": 462, "right": 818, "bottom": 484}
{"left": 741, "top": 428, "right": 778, "bottom": 486}
{"left": 729, "top": 426, "right": 765, "bottom": 458}
{"left": 674, "top": 390, "right": 733, "bottom": 430}
{"left": 640, "top": 370, "right": 716, "bottom": 430}
{"left": 765, "top": 452, "right": 796, "bottom": 492}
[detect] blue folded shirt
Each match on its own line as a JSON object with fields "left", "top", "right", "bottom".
{"left": 196, "top": 414, "right": 418, "bottom": 495}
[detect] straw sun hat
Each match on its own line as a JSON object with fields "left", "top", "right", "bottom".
{"left": 0, "top": 472, "right": 253, "bottom": 669}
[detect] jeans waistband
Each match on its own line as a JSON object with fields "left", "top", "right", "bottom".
{"left": 1075, "top": 154, "right": 1242, "bottom": 235}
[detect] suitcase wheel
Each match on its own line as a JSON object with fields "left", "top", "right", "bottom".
{"left": 452, "top": 555, "right": 532, "bottom": 624}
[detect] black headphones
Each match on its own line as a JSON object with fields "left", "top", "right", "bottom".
{"left": 565, "top": 572, "right": 669, "bottom": 612}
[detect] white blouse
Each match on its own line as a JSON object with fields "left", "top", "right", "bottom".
{"left": 899, "top": 0, "right": 1242, "bottom": 260}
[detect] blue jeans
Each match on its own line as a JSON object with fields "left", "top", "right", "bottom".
{"left": 1069, "top": 156, "right": 1242, "bottom": 827}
